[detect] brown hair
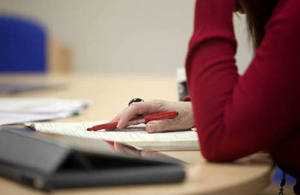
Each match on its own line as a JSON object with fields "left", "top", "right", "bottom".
{"left": 238, "top": 0, "right": 279, "bottom": 49}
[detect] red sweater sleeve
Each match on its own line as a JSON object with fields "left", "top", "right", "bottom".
{"left": 186, "top": 0, "right": 300, "bottom": 161}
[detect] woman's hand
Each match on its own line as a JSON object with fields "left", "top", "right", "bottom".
{"left": 111, "top": 99, "right": 195, "bottom": 133}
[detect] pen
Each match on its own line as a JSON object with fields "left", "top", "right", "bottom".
{"left": 87, "top": 111, "right": 178, "bottom": 131}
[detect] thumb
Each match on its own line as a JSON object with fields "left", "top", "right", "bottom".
{"left": 146, "top": 119, "right": 177, "bottom": 133}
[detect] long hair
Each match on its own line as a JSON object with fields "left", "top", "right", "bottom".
{"left": 238, "top": 0, "right": 279, "bottom": 49}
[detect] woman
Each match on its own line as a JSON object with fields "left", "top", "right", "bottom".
{"left": 112, "top": 0, "right": 300, "bottom": 193}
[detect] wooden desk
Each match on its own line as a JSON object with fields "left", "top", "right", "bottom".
{"left": 0, "top": 74, "right": 274, "bottom": 195}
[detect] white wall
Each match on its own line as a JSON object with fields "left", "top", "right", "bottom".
{"left": 0, "top": 0, "right": 252, "bottom": 75}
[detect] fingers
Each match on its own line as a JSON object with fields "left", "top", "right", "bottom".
{"left": 146, "top": 119, "right": 181, "bottom": 133}
{"left": 110, "top": 100, "right": 194, "bottom": 133}
{"left": 110, "top": 113, "right": 121, "bottom": 123}
{"left": 117, "top": 100, "right": 165, "bottom": 129}
{"left": 109, "top": 100, "right": 150, "bottom": 123}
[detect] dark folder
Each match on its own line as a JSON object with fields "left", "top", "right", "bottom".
{"left": 0, "top": 127, "right": 185, "bottom": 191}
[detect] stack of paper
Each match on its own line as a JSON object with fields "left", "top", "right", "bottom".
{"left": 27, "top": 121, "right": 199, "bottom": 151}
{"left": 0, "top": 98, "right": 89, "bottom": 125}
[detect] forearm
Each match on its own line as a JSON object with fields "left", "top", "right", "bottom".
{"left": 186, "top": 0, "right": 300, "bottom": 161}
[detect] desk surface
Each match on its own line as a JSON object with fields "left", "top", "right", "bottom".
{"left": 0, "top": 74, "right": 274, "bottom": 195}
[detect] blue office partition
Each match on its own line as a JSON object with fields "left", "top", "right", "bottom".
{"left": 0, "top": 15, "right": 47, "bottom": 72}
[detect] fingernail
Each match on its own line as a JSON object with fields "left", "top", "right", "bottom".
{"left": 116, "top": 122, "right": 121, "bottom": 129}
{"left": 147, "top": 123, "right": 155, "bottom": 133}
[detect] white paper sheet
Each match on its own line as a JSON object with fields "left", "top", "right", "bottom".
{"left": 27, "top": 121, "right": 199, "bottom": 151}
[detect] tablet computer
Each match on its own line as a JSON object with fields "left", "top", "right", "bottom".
{"left": 0, "top": 127, "right": 185, "bottom": 191}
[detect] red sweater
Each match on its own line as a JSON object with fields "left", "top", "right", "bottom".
{"left": 186, "top": 0, "right": 300, "bottom": 179}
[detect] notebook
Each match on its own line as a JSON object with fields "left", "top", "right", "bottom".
{"left": 27, "top": 121, "right": 199, "bottom": 151}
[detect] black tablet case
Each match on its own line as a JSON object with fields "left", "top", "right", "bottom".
{"left": 0, "top": 128, "right": 185, "bottom": 191}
